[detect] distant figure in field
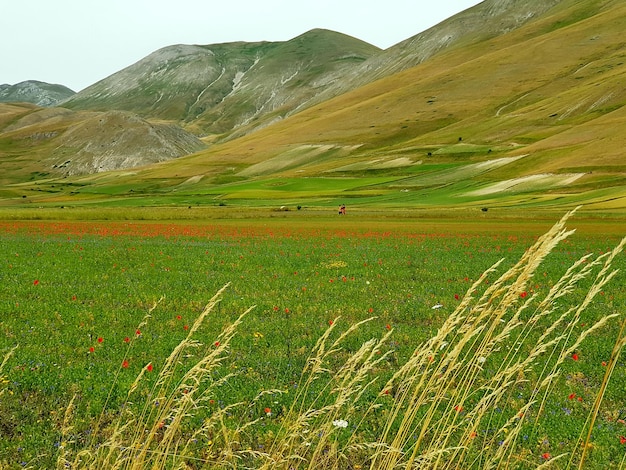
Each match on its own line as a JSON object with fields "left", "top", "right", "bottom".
{"left": 340, "top": 204, "right": 346, "bottom": 215}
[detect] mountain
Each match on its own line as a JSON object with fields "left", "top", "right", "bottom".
{"left": 59, "top": 2, "right": 566, "bottom": 141}
{"left": 61, "top": 29, "right": 381, "bottom": 138}
{"left": 0, "top": 80, "right": 75, "bottom": 107}
{"left": 2, "top": 0, "right": 626, "bottom": 211}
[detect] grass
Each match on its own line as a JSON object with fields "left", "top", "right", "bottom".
{"left": 0, "top": 210, "right": 625, "bottom": 468}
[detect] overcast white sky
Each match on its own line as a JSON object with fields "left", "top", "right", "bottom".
{"left": 2, "top": 0, "right": 482, "bottom": 92}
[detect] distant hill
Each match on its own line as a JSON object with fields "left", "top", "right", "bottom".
{"left": 0, "top": 80, "right": 75, "bottom": 107}
{"left": 0, "top": 103, "right": 205, "bottom": 184}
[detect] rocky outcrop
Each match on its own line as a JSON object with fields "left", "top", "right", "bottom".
{"left": 0, "top": 80, "right": 75, "bottom": 106}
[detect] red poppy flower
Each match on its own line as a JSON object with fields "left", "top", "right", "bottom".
{"left": 620, "top": 436, "right": 626, "bottom": 445}
{"left": 454, "top": 405, "right": 463, "bottom": 413}
{"left": 519, "top": 291, "right": 528, "bottom": 298}
{"left": 284, "top": 308, "right": 290, "bottom": 313}
{"left": 568, "top": 393, "right": 576, "bottom": 400}
{"left": 122, "top": 359, "right": 129, "bottom": 368}
{"left": 214, "top": 341, "right": 220, "bottom": 347}
{"left": 33, "top": 279, "right": 39, "bottom": 286}
{"left": 97, "top": 337, "right": 103, "bottom": 343}
{"left": 368, "top": 308, "right": 374, "bottom": 313}
{"left": 176, "top": 315, "right": 182, "bottom": 320}
{"left": 183, "top": 325, "right": 189, "bottom": 330}
{"left": 542, "top": 452, "right": 551, "bottom": 460}
{"left": 88, "top": 346, "right": 95, "bottom": 353}
{"left": 454, "top": 294, "right": 460, "bottom": 300}
{"left": 264, "top": 407, "right": 271, "bottom": 415}
{"left": 385, "top": 324, "right": 391, "bottom": 330}
{"left": 135, "top": 329, "right": 141, "bottom": 336}
{"left": 328, "top": 320, "right": 333, "bottom": 326}
{"left": 123, "top": 337, "right": 130, "bottom": 343}
{"left": 572, "top": 353, "right": 579, "bottom": 361}
{"left": 146, "top": 363, "right": 153, "bottom": 372}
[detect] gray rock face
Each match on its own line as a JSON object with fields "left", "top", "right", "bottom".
{"left": 0, "top": 80, "right": 75, "bottom": 106}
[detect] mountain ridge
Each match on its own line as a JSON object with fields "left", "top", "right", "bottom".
{"left": 61, "top": 29, "right": 381, "bottom": 137}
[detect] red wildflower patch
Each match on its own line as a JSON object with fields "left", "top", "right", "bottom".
{"left": 519, "top": 291, "right": 528, "bottom": 298}
{"left": 214, "top": 341, "right": 220, "bottom": 347}
{"left": 176, "top": 315, "right": 182, "bottom": 320}
{"left": 264, "top": 407, "right": 271, "bottom": 415}
{"left": 572, "top": 353, "right": 579, "bottom": 361}
{"left": 33, "top": 279, "right": 39, "bottom": 286}
{"left": 568, "top": 393, "right": 576, "bottom": 400}
{"left": 542, "top": 452, "right": 551, "bottom": 460}
{"left": 135, "top": 329, "right": 141, "bottom": 336}
{"left": 97, "top": 337, "right": 104, "bottom": 343}
{"left": 146, "top": 363, "right": 153, "bottom": 372}
{"left": 123, "top": 337, "right": 130, "bottom": 343}
{"left": 620, "top": 436, "right": 626, "bottom": 445}
{"left": 122, "top": 359, "right": 129, "bottom": 368}
{"left": 88, "top": 346, "right": 95, "bottom": 353}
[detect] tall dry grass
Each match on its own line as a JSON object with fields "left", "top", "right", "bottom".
{"left": 57, "top": 208, "right": 625, "bottom": 469}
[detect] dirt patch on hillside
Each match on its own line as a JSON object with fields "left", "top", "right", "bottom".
{"left": 466, "top": 173, "right": 585, "bottom": 196}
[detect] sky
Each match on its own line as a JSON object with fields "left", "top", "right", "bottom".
{"left": 2, "top": 0, "right": 483, "bottom": 92}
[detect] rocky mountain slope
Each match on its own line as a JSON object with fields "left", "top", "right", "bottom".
{"left": 0, "top": 80, "right": 75, "bottom": 107}
{"left": 62, "top": 29, "right": 381, "bottom": 138}
{"left": 0, "top": 103, "right": 205, "bottom": 183}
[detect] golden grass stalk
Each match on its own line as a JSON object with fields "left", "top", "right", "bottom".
{"left": 64, "top": 282, "right": 266, "bottom": 469}
{"left": 368, "top": 208, "right": 626, "bottom": 470}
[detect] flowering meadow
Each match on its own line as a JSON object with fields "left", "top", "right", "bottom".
{"left": 0, "top": 214, "right": 625, "bottom": 469}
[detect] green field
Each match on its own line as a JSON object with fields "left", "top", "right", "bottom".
{"left": 0, "top": 212, "right": 625, "bottom": 469}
